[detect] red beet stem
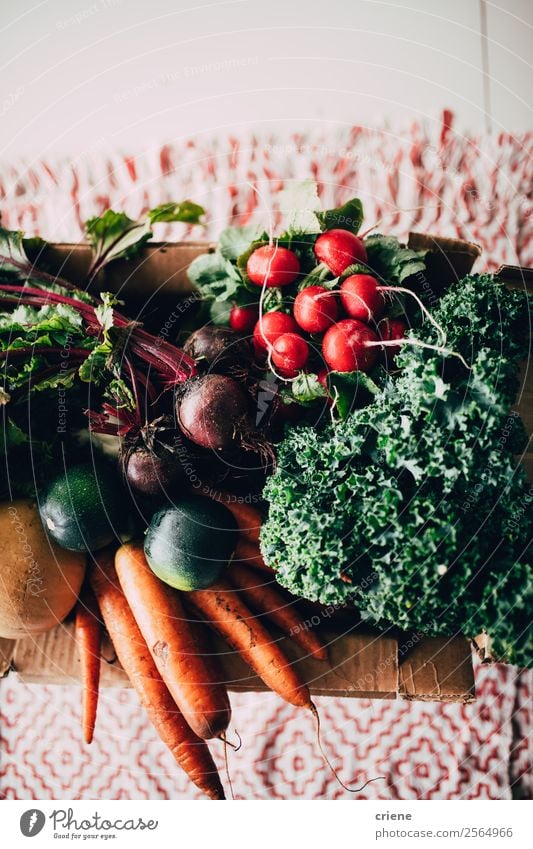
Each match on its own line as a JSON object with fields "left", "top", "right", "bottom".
{"left": 0, "top": 346, "right": 91, "bottom": 360}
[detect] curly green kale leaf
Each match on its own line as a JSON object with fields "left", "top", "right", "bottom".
{"left": 261, "top": 274, "right": 532, "bottom": 665}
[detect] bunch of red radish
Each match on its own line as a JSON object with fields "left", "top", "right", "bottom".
{"left": 228, "top": 228, "right": 408, "bottom": 379}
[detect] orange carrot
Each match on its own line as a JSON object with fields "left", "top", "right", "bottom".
{"left": 189, "top": 579, "right": 312, "bottom": 709}
{"left": 75, "top": 584, "right": 101, "bottom": 744}
{"left": 115, "top": 542, "right": 230, "bottom": 740}
{"left": 234, "top": 538, "right": 272, "bottom": 572}
{"left": 90, "top": 549, "right": 225, "bottom": 801}
{"left": 228, "top": 564, "right": 328, "bottom": 662}
{"left": 206, "top": 491, "right": 262, "bottom": 544}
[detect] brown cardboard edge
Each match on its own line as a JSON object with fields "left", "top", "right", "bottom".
{"left": 31, "top": 240, "right": 214, "bottom": 297}
{"left": 5, "top": 622, "right": 476, "bottom": 703}
{"left": 407, "top": 232, "right": 482, "bottom": 292}
{"left": 398, "top": 635, "right": 475, "bottom": 703}
{"left": 0, "top": 637, "right": 16, "bottom": 677}
{"left": 408, "top": 232, "right": 482, "bottom": 259}
{"left": 7, "top": 622, "right": 400, "bottom": 699}
{"left": 495, "top": 264, "right": 533, "bottom": 289}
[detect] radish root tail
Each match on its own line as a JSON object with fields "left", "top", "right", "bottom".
{"left": 379, "top": 285, "right": 447, "bottom": 344}
{"left": 310, "top": 702, "right": 387, "bottom": 793}
{"left": 366, "top": 337, "right": 471, "bottom": 371}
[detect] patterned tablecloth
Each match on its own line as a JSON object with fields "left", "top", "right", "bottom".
{"left": 1, "top": 113, "right": 531, "bottom": 800}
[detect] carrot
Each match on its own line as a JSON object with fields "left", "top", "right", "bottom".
{"left": 189, "top": 579, "right": 312, "bottom": 709}
{"left": 234, "top": 538, "right": 272, "bottom": 572}
{"left": 206, "top": 491, "right": 262, "bottom": 544}
{"left": 75, "top": 584, "right": 102, "bottom": 744}
{"left": 90, "top": 549, "right": 225, "bottom": 801}
{"left": 228, "top": 564, "right": 328, "bottom": 662}
{"left": 115, "top": 542, "right": 230, "bottom": 740}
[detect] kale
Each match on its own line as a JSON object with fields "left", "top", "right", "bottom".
{"left": 261, "top": 274, "right": 532, "bottom": 666}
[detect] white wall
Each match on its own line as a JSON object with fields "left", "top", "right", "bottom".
{"left": 0, "top": 0, "right": 531, "bottom": 158}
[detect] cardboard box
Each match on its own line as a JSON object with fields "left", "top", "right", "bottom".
{"left": 0, "top": 625, "right": 475, "bottom": 703}
{"left": 3, "top": 234, "right": 530, "bottom": 703}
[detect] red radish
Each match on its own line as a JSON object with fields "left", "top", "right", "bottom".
{"left": 230, "top": 304, "right": 257, "bottom": 333}
{"left": 253, "top": 311, "right": 299, "bottom": 353}
{"left": 275, "top": 366, "right": 299, "bottom": 379}
{"left": 272, "top": 333, "right": 309, "bottom": 372}
{"left": 340, "top": 275, "right": 384, "bottom": 322}
{"left": 378, "top": 317, "right": 408, "bottom": 361}
{"left": 247, "top": 245, "right": 300, "bottom": 288}
{"left": 314, "top": 229, "right": 367, "bottom": 277}
{"left": 340, "top": 278, "right": 448, "bottom": 353}
{"left": 322, "top": 319, "right": 379, "bottom": 373}
{"left": 317, "top": 368, "right": 330, "bottom": 391}
{"left": 317, "top": 368, "right": 333, "bottom": 406}
{"left": 273, "top": 401, "right": 302, "bottom": 422}
{"left": 293, "top": 286, "right": 338, "bottom": 333}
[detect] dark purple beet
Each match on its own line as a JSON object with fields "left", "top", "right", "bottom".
{"left": 122, "top": 446, "right": 181, "bottom": 496}
{"left": 119, "top": 417, "right": 184, "bottom": 496}
{"left": 183, "top": 326, "right": 250, "bottom": 372}
{"left": 176, "top": 374, "right": 250, "bottom": 452}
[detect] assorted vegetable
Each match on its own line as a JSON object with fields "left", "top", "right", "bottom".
{"left": 188, "top": 579, "right": 314, "bottom": 710}
{"left": 75, "top": 585, "right": 101, "bottom": 745}
{"left": 261, "top": 273, "right": 532, "bottom": 667}
{"left": 39, "top": 461, "right": 129, "bottom": 552}
{"left": 228, "top": 563, "right": 328, "bottom": 661}
{"left": 0, "top": 210, "right": 200, "bottom": 503}
{"left": 90, "top": 548, "right": 226, "bottom": 801}
{"left": 0, "top": 500, "right": 86, "bottom": 639}
{"left": 176, "top": 375, "right": 252, "bottom": 453}
{"left": 115, "top": 542, "right": 231, "bottom": 740}
{"left": 187, "top": 179, "right": 429, "bottom": 417}
{"left": 144, "top": 497, "right": 238, "bottom": 591}
{"left": 1, "top": 183, "right": 531, "bottom": 800}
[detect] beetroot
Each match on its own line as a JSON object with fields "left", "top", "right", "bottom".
{"left": 183, "top": 326, "right": 250, "bottom": 372}
{"left": 176, "top": 375, "right": 250, "bottom": 452}
{"left": 119, "top": 418, "right": 183, "bottom": 496}
{"left": 122, "top": 447, "right": 180, "bottom": 496}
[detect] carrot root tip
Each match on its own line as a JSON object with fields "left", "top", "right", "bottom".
{"left": 310, "top": 702, "right": 387, "bottom": 793}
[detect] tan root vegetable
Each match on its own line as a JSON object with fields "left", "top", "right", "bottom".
{"left": 189, "top": 580, "right": 313, "bottom": 709}
{"left": 115, "top": 542, "right": 231, "bottom": 740}
{"left": 0, "top": 500, "right": 86, "bottom": 639}
{"left": 205, "top": 491, "right": 262, "bottom": 545}
{"left": 90, "top": 548, "right": 225, "bottom": 801}
{"left": 228, "top": 563, "right": 328, "bottom": 661}
{"left": 234, "top": 538, "right": 272, "bottom": 572}
{"left": 75, "top": 584, "right": 101, "bottom": 744}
